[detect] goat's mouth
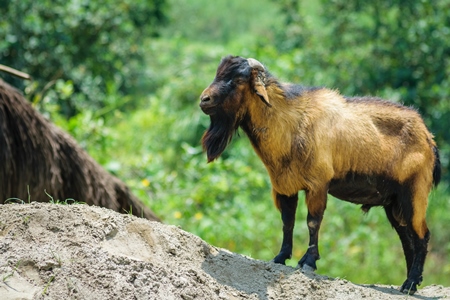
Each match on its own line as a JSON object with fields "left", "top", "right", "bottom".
{"left": 199, "top": 102, "right": 217, "bottom": 115}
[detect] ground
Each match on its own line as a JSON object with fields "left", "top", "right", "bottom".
{"left": 0, "top": 203, "right": 448, "bottom": 300}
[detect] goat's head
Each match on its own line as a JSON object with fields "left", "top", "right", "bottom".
{"left": 200, "top": 55, "right": 270, "bottom": 162}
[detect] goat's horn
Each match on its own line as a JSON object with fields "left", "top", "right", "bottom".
{"left": 247, "top": 58, "right": 265, "bottom": 71}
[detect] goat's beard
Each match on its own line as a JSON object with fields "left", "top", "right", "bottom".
{"left": 201, "top": 112, "right": 239, "bottom": 163}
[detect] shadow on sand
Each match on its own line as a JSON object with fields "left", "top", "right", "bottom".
{"left": 201, "top": 248, "right": 436, "bottom": 299}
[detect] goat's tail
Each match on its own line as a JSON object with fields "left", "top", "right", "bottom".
{"left": 432, "top": 146, "right": 441, "bottom": 187}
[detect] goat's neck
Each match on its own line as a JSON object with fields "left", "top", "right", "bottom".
{"left": 242, "top": 86, "right": 296, "bottom": 165}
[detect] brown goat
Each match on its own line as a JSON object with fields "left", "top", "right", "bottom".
{"left": 0, "top": 79, "right": 160, "bottom": 222}
{"left": 199, "top": 55, "right": 441, "bottom": 294}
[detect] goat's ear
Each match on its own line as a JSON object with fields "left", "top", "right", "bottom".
{"left": 248, "top": 58, "right": 271, "bottom": 108}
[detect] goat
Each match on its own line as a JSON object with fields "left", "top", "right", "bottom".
{"left": 0, "top": 79, "right": 160, "bottom": 222}
{"left": 199, "top": 55, "right": 441, "bottom": 294}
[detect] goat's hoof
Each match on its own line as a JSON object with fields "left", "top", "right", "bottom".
{"left": 271, "top": 258, "right": 286, "bottom": 265}
{"left": 272, "top": 252, "right": 290, "bottom": 265}
{"left": 400, "top": 279, "right": 418, "bottom": 295}
{"left": 300, "top": 264, "right": 315, "bottom": 273}
{"left": 298, "top": 254, "right": 317, "bottom": 272}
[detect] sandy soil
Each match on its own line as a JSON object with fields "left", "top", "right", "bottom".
{"left": 0, "top": 202, "right": 448, "bottom": 300}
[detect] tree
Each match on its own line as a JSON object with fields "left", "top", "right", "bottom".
{"left": 0, "top": 0, "right": 167, "bottom": 116}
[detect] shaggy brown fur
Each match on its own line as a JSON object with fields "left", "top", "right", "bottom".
{"left": 200, "top": 55, "right": 440, "bottom": 295}
{"left": 0, "top": 79, "right": 160, "bottom": 222}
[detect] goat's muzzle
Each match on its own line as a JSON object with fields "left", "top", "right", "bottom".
{"left": 199, "top": 94, "right": 216, "bottom": 115}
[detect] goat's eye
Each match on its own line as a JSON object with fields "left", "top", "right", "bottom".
{"left": 233, "top": 77, "right": 245, "bottom": 84}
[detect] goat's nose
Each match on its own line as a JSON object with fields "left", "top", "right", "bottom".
{"left": 199, "top": 94, "right": 215, "bottom": 114}
{"left": 200, "top": 94, "right": 211, "bottom": 102}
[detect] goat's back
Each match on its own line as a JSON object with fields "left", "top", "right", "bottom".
{"left": 300, "top": 90, "right": 436, "bottom": 184}
{"left": 256, "top": 87, "right": 437, "bottom": 194}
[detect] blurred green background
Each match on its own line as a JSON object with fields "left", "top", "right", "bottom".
{"left": 1, "top": 0, "right": 449, "bottom": 287}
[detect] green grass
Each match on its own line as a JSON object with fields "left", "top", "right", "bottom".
{"left": 5, "top": 185, "right": 31, "bottom": 204}
{"left": 2, "top": 260, "right": 21, "bottom": 283}
{"left": 4, "top": 188, "right": 85, "bottom": 206}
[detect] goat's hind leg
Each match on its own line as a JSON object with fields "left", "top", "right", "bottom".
{"left": 402, "top": 185, "right": 430, "bottom": 295}
{"left": 401, "top": 230, "right": 429, "bottom": 295}
{"left": 387, "top": 181, "right": 430, "bottom": 295}
{"left": 384, "top": 203, "right": 414, "bottom": 276}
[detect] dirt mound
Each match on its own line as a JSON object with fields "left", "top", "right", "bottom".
{"left": 0, "top": 203, "right": 448, "bottom": 299}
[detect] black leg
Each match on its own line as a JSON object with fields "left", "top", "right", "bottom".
{"left": 400, "top": 229, "right": 430, "bottom": 295}
{"left": 385, "top": 183, "right": 430, "bottom": 295}
{"left": 298, "top": 212, "right": 322, "bottom": 271}
{"left": 272, "top": 193, "right": 298, "bottom": 265}
{"left": 298, "top": 188, "right": 327, "bottom": 271}
{"left": 384, "top": 203, "right": 414, "bottom": 275}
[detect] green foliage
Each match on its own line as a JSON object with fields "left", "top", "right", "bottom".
{"left": 0, "top": 0, "right": 167, "bottom": 116}
{"left": 2, "top": 0, "right": 449, "bottom": 288}
{"left": 163, "top": 0, "right": 283, "bottom": 45}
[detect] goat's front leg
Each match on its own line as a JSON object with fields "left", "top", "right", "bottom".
{"left": 272, "top": 192, "right": 298, "bottom": 265}
{"left": 298, "top": 188, "right": 328, "bottom": 271}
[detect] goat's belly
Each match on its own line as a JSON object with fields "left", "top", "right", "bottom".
{"left": 328, "top": 172, "right": 399, "bottom": 205}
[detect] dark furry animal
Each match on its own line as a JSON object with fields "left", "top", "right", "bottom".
{"left": 199, "top": 55, "right": 441, "bottom": 294}
{"left": 0, "top": 79, "right": 160, "bottom": 222}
